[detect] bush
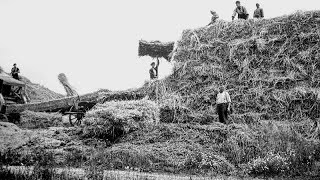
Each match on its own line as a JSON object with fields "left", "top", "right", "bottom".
{"left": 247, "top": 152, "right": 290, "bottom": 176}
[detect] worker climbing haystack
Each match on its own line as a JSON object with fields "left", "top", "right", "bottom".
{"left": 207, "top": 10, "right": 219, "bottom": 26}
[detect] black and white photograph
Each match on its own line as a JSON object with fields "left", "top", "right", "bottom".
{"left": 0, "top": 0, "right": 320, "bottom": 179}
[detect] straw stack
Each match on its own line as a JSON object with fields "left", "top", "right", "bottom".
{"left": 138, "top": 40, "right": 174, "bottom": 61}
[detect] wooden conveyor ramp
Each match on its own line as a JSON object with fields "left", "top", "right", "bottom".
{"left": 6, "top": 90, "right": 146, "bottom": 114}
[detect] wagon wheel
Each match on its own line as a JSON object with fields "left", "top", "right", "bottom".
{"left": 68, "top": 106, "right": 79, "bottom": 126}
{"left": 69, "top": 113, "right": 83, "bottom": 126}
{"left": 69, "top": 112, "right": 84, "bottom": 126}
{"left": 69, "top": 114, "right": 77, "bottom": 126}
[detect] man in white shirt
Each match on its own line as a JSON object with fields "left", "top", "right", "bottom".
{"left": 216, "top": 86, "right": 231, "bottom": 124}
{"left": 253, "top": 3, "right": 264, "bottom": 19}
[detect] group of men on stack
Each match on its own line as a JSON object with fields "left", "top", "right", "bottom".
{"left": 209, "top": 1, "right": 264, "bottom": 25}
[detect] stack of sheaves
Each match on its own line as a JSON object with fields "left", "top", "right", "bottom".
{"left": 160, "top": 11, "right": 320, "bottom": 122}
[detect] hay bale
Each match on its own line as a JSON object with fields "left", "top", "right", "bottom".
{"left": 138, "top": 40, "right": 174, "bottom": 61}
{"left": 82, "top": 100, "right": 160, "bottom": 142}
{"left": 20, "top": 111, "right": 63, "bottom": 129}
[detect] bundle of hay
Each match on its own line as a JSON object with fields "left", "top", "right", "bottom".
{"left": 154, "top": 11, "right": 320, "bottom": 122}
{"left": 138, "top": 40, "right": 174, "bottom": 61}
{"left": 58, "top": 73, "right": 77, "bottom": 97}
{"left": 82, "top": 100, "right": 159, "bottom": 142}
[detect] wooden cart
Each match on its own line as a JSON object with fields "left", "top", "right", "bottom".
{"left": 64, "top": 101, "right": 96, "bottom": 126}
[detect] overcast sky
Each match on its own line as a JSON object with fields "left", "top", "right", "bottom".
{"left": 0, "top": 0, "right": 319, "bottom": 95}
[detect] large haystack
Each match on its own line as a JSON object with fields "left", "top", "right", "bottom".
{"left": 82, "top": 100, "right": 159, "bottom": 142}
{"left": 156, "top": 11, "right": 320, "bottom": 122}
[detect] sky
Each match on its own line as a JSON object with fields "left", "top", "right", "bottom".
{"left": 0, "top": 0, "right": 319, "bottom": 95}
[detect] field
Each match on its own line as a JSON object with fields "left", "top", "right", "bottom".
{"left": 1, "top": 11, "right": 320, "bottom": 179}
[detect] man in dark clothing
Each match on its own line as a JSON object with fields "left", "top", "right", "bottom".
{"left": 149, "top": 58, "right": 159, "bottom": 80}
{"left": 11, "top": 63, "right": 20, "bottom": 80}
{"left": 216, "top": 86, "right": 232, "bottom": 124}
{"left": 232, "top": 1, "right": 249, "bottom": 20}
{"left": 253, "top": 3, "right": 264, "bottom": 18}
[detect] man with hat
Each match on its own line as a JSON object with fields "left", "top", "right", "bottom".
{"left": 11, "top": 63, "right": 20, "bottom": 80}
{"left": 207, "top": 11, "right": 219, "bottom": 26}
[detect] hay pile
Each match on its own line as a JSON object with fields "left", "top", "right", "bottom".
{"left": 20, "top": 76, "right": 64, "bottom": 103}
{"left": 20, "top": 111, "right": 63, "bottom": 129}
{"left": 156, "top": 11, "right": 320, "bottom": 122}
{"left": 0, "top": 122, "right": 32, "bottom": 152}
{"left": 0, "top": 68, "right": 62, "bottom": 102}
{"left": 88, "top": 120, "right": 319, "bottom": 175}
{"left": 138, "top": 40, "right": 174, "bottom": 61}
{"left": 88, "top": 122, "right": 234, "bottom": 174}
{"left": 82, "top": 100, "right": 159, "bottom": 142}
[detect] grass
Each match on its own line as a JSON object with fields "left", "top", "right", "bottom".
{"left": 85, "top": 120, "right": 320, "bottom": 177}
{"left": 20, "top": 110, "right": 63, "bottom": 129}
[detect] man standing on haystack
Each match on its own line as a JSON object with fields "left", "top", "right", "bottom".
{"left": 253, "top": 3, "right": 264, "bottom": 19}
{"left": 216, "top": 86, "right": 232, "bottom": 124}
{"left": 149, "top": 58, "right": 159, "bottom": 81}
{"left": 207, "top": 10, "right": 219, "bottom": 26}
{"left": 11, "top": 63, "right": 20, "bottom": 80}
{"left": 232, "top": 1, "right": 249, "bottom": 20}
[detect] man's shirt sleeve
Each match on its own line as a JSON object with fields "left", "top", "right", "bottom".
{"left": 226, "top": 92, "right": 231, "bottom": 103}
